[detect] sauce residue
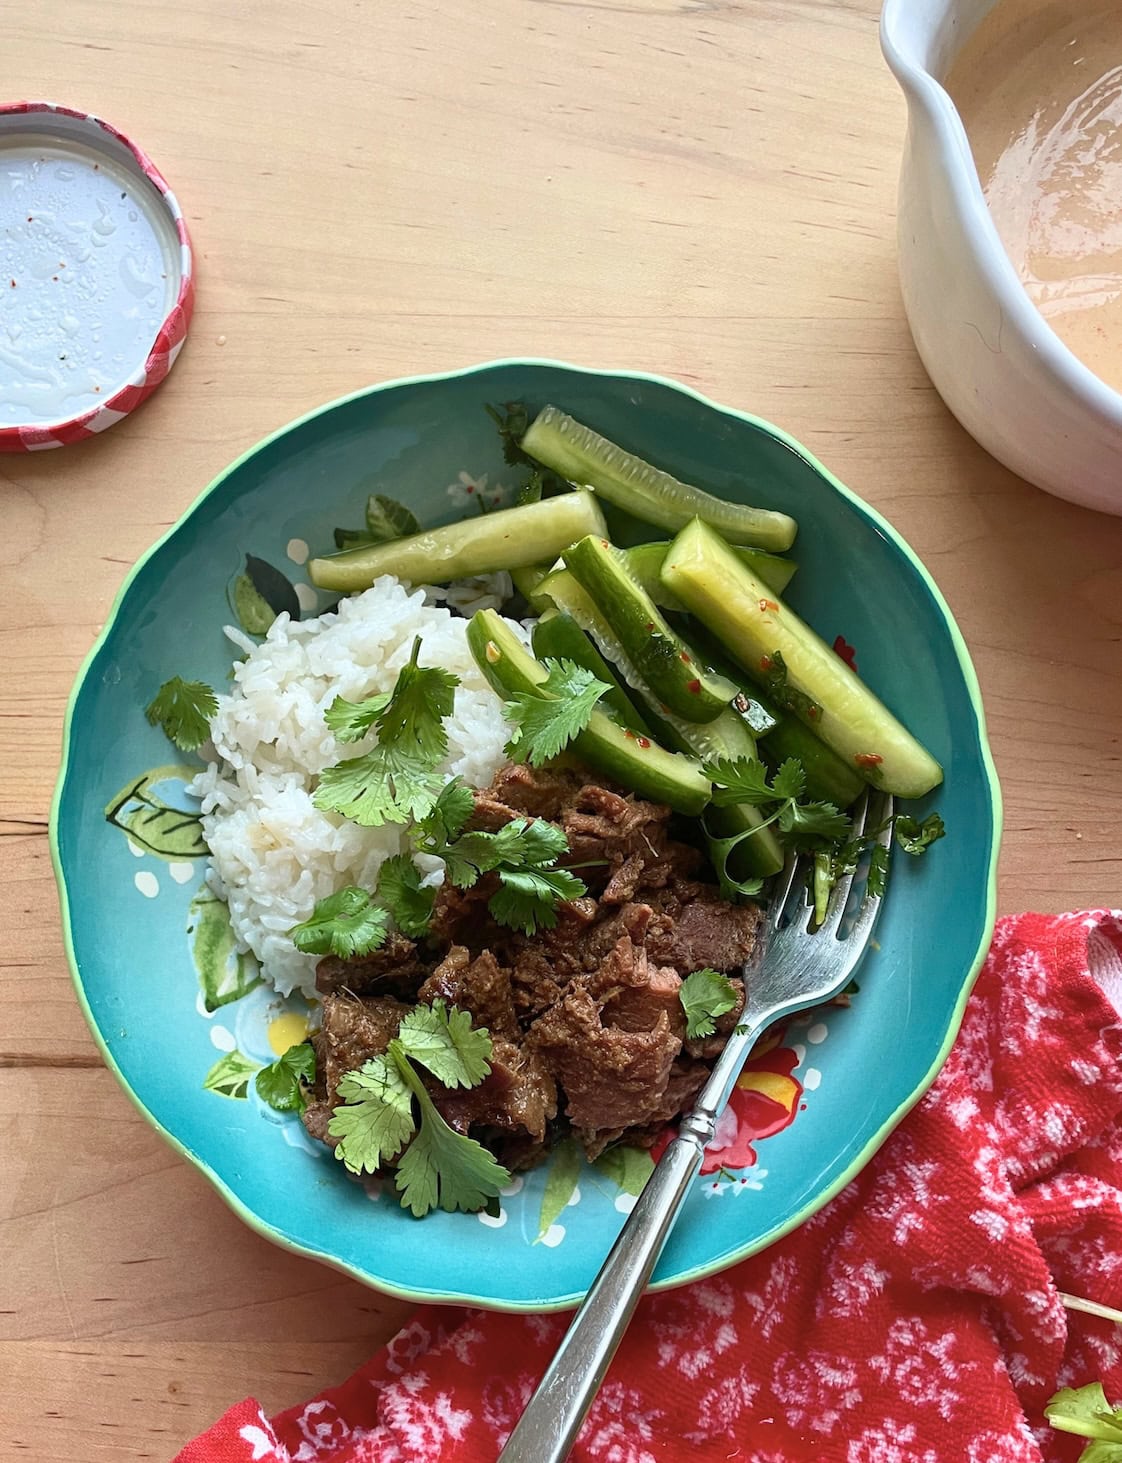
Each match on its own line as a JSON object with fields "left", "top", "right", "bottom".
{"left": 946, "top": 1, "right": 1122, "bottom": 393}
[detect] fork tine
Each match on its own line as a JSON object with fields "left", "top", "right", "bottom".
{"left": 815, "top": 789, "right": 873, "bottom": 936}
{"left": 767, "top": 850, "right": 803, "bottom": 929}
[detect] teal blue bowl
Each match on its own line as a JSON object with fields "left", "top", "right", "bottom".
{"left": 51, "top": 360, "right": 1001, "bottom": 1310}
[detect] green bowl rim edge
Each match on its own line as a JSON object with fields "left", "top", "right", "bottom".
{"left": 48, "top": 355, "right": 1004, "bottom": 1313}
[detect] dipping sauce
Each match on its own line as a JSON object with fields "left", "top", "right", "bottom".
{"left": 946, "top": 1, "right": 1122, "bottom": 394}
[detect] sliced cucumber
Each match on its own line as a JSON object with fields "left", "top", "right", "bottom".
{"left": 466, "top": 611, "right": 711, "bottom": 815}
{"left": 532, "top": 567, "right": 784, "bottom": 875}
{"left": 685, "top": 620, "right": 863, "bottom": 806}
{"left": 520, "top": 405, "right": 798, "bottom": 552}
{"left": 623, "top": 541, "right": 797, "bottom": 612}
{"left": 562, "top": 535, "right": 737, "bottom": 723}
{"left": 308, "top": 492, "right": 606, "bottom": 593}
{"left": 531, "top": 611, "right": 652, "bottom": 736}
{"left": 761, "top": 715, "right": 865, "bottom": 809}
{"left": 510, "top": 563, "right": 555, "bottom": 609}
{"left": 661, "top": 519, "right": 943, "bottom": 799}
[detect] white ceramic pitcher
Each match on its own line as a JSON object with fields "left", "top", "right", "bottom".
{"left": 880, "top": 0, "right": 1122, "bottom": 515}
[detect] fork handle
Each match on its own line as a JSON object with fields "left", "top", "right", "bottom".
{"left": 498, "top": 1013, "right": 769, "bottom": 1463}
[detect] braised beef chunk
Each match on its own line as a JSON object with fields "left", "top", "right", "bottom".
{"left": 433, "top": 1038, "right": 557, "bottom": 1145}
{"left": 530, "top": 985, "right": 681, "bottom": 1137}
{"left": 301, "top": 765, "right": 763, "bottom": 1173}
{"left": 318, "top": 993, "right": 410, "bottom": 1100}
{"left": 644, "top": 882, "right": 762, "bottom": 974}
{"left": 418, "top": 947, "right": 520, "bottom": 1040}
{"left": 316, "top": 933, "right": 427, "bottom": 1001}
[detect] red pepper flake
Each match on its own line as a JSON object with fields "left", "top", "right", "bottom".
{"left": 637, "top": 737, "right": 651, "bottom": 749}
{"left": 679, "top": 651, "right": 691, "bottom": 663}
{"left": 686, "top": 678, "right": 701, "bottom": 695}
{"left": 94, "top": 385, "right": 101, "bottom": 393}
{"left": 645, "top": 621, "right": 654, "bottom": 632}
{"left": 759, "top": 655, "right": 773, "bottom": 672}
{"left": 623, "top": 728, "right": 636, "bottom": 740}
{"left": 832, "top": 634, "right": 858, "bottom": 671}
{"left": 807, "top": 705, "right": 821, "bottom": 721}
{"left": 854, "top": 752, "right": 883, "bottom": 768}
{"left": 9, "top": 279, "right": 15, "bottom": 288}
{"left": 601, "top": 539, "right": 609, "bottom": 548}
{"left": 26, "top": 215, "right": 32, "bottom": 223}
{"left": 759, "top": 598, "right": 778, "bottom": 613}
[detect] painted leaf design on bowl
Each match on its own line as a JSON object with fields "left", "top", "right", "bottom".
{"left": 104, "top": 764, "right": 208, "bottom": 860}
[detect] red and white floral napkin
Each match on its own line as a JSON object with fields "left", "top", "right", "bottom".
{"left": 175, "top": 910, "right": 1122, "bottom": 1463}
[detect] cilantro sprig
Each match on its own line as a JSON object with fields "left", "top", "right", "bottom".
{"left": 256, "top": 1041, "right": 317, "bottom": 1113}
{"left": 145, "top": 677, "right": 218, "bottom": 753}
{"left": 314, "top": 638, "right": 459, "bottom": 827}
{"left": 705, "top": 757, "right": 852, "bottom": 846}
{"left": 504, "top": 659, "right": 611, "bottom": 767}
{"left": 679, "top": 969, "right": 738, "bottom": 1039}
{"left": 418, "top": 789, "right": 586, "bottom": 935}
{"left": 703, "top": 756, "right": 946, "bottom": 913}
{"left": 289, "top": 887, "right": 389, "bottom": 958}
{"left": 1045, "top": 1381, "right": 1122, "bottom": 1458}
{"left": 328, "top": 999, "right": 510, "bottom": 1216}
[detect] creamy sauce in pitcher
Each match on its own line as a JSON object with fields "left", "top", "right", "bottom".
{"left": 946, "top": 1, "right": 1122, "bottom": 393}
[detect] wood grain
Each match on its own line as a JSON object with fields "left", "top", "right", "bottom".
{"left": 3, "top": 0, "right": 1122, "bottom": 1456}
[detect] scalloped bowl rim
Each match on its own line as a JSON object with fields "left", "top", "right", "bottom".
{"left": 50, "top": 357, "right": 1002, "bottom": 1311}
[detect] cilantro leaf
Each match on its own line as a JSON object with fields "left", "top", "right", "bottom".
{"left": 329, "top": 1053, "right": 416, "bottom": 1176}
{"left": 503, "top": 659, "right": 611, "bottom": 767}
{"left": 867, "top": 842, "right": 890, "bottom": 899}
{"left": 779, "top": 799, "right": 852, "bottom": 844}
{"left": 489, "top": 817, "right": 571, "bottom": 868}
{"left": 1045, "top": 1382, "right": 1122, "bottom": 1446}
{"left": 489, "top": 865, "right": 587, "bottom": 935}
{"left": 315, "top": 639, "right": 459, "bottom": 827}
{"left": 255, "top": 1041, "right": 316, "bottom": 1113}
{"left": 418, "top": 804, "right": 585, "bottom": 933}
{"left": 324, "top": 691, "right": 393, "bottom": 744}
{"left": 679, "top": 968, "right": 739, "bottom": 1039}
{"left": 770, "top": 758, "right": 806, "bottom": 802}
{"left": 418, "top": 779, "right": 475, "bottom": 846}
{"left": 392, "top": 1054, "right": 511, "bottom": 1216}
{"left": 377, "top": 854, "right": 435, "bottom": 939}
{"left": 895, "top": 811, "right": 946, "bottom": 856}
{"left": 703, "top": 757, "right": 775, "bottom": 808}
{"left": 485, "top": 401, "right": 533, "bottom": 466}
{"left": 378, "top": 637, "right": 459, "bottom": 765}
{"left": 145, "top": 677, "right": 218, "bottom": 753}
{"left": 398, "top": 1000, "right": 493, "bottom": 1088}
{"left": 313, "top": 744, "right": 446, "bottom": 826}
{"left": 289, "top": 887, "right": 389, "bottom": 958}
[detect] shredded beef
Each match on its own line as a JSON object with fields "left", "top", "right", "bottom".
{"left": 302, "top": 765, "right": 762, "bottom": 1174}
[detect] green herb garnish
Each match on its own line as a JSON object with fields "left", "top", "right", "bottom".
{"left": 145, "top": 677, "right": 218, "bottom": 753}
{"left": 759, "top": 649, "right": 822, "bottom": 723}
{"left": 1045, "top": 1381, "right": 1122, "bottom": 1458}
{"left": 289, "top": 887, "right": 389, "bottom": 958}
{"left": 503, "top": 658, "right": 611, "bottom": 767}
{"left": 328, "top": 999, "right": 510, "bottom": 1216}
{"left": 376, "top": 854, "right": 436, "bottom": 940}
{"left": 419, "top": 806, "right": 586, "bottom": 935}
{"left": 314, "top": 638, "right": 458, "bottom": 827}
{"left": 255, "top": 1041, "right": 317, "bottom": 1113}
{"left": 705, "top": 757, "right": 851, "bottom": 846}
{"left": 679, "top": 968, "right": 738, "bottom": 1039}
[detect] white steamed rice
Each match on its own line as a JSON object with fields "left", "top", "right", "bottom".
{"left": 190, "top": 575, "right": 523, "bottom": 999}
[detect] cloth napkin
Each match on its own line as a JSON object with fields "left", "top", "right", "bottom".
{"left": 175, "top": 910, "right": 1122, "bottom": 1463}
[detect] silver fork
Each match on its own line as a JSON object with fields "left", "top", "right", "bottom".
{"left": 498, "top": 790, "right": 894, "bottom": 1463}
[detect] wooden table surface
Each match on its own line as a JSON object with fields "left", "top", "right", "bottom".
{"left": 4, "top": 0, "right": 1122, "bottom": 1456}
